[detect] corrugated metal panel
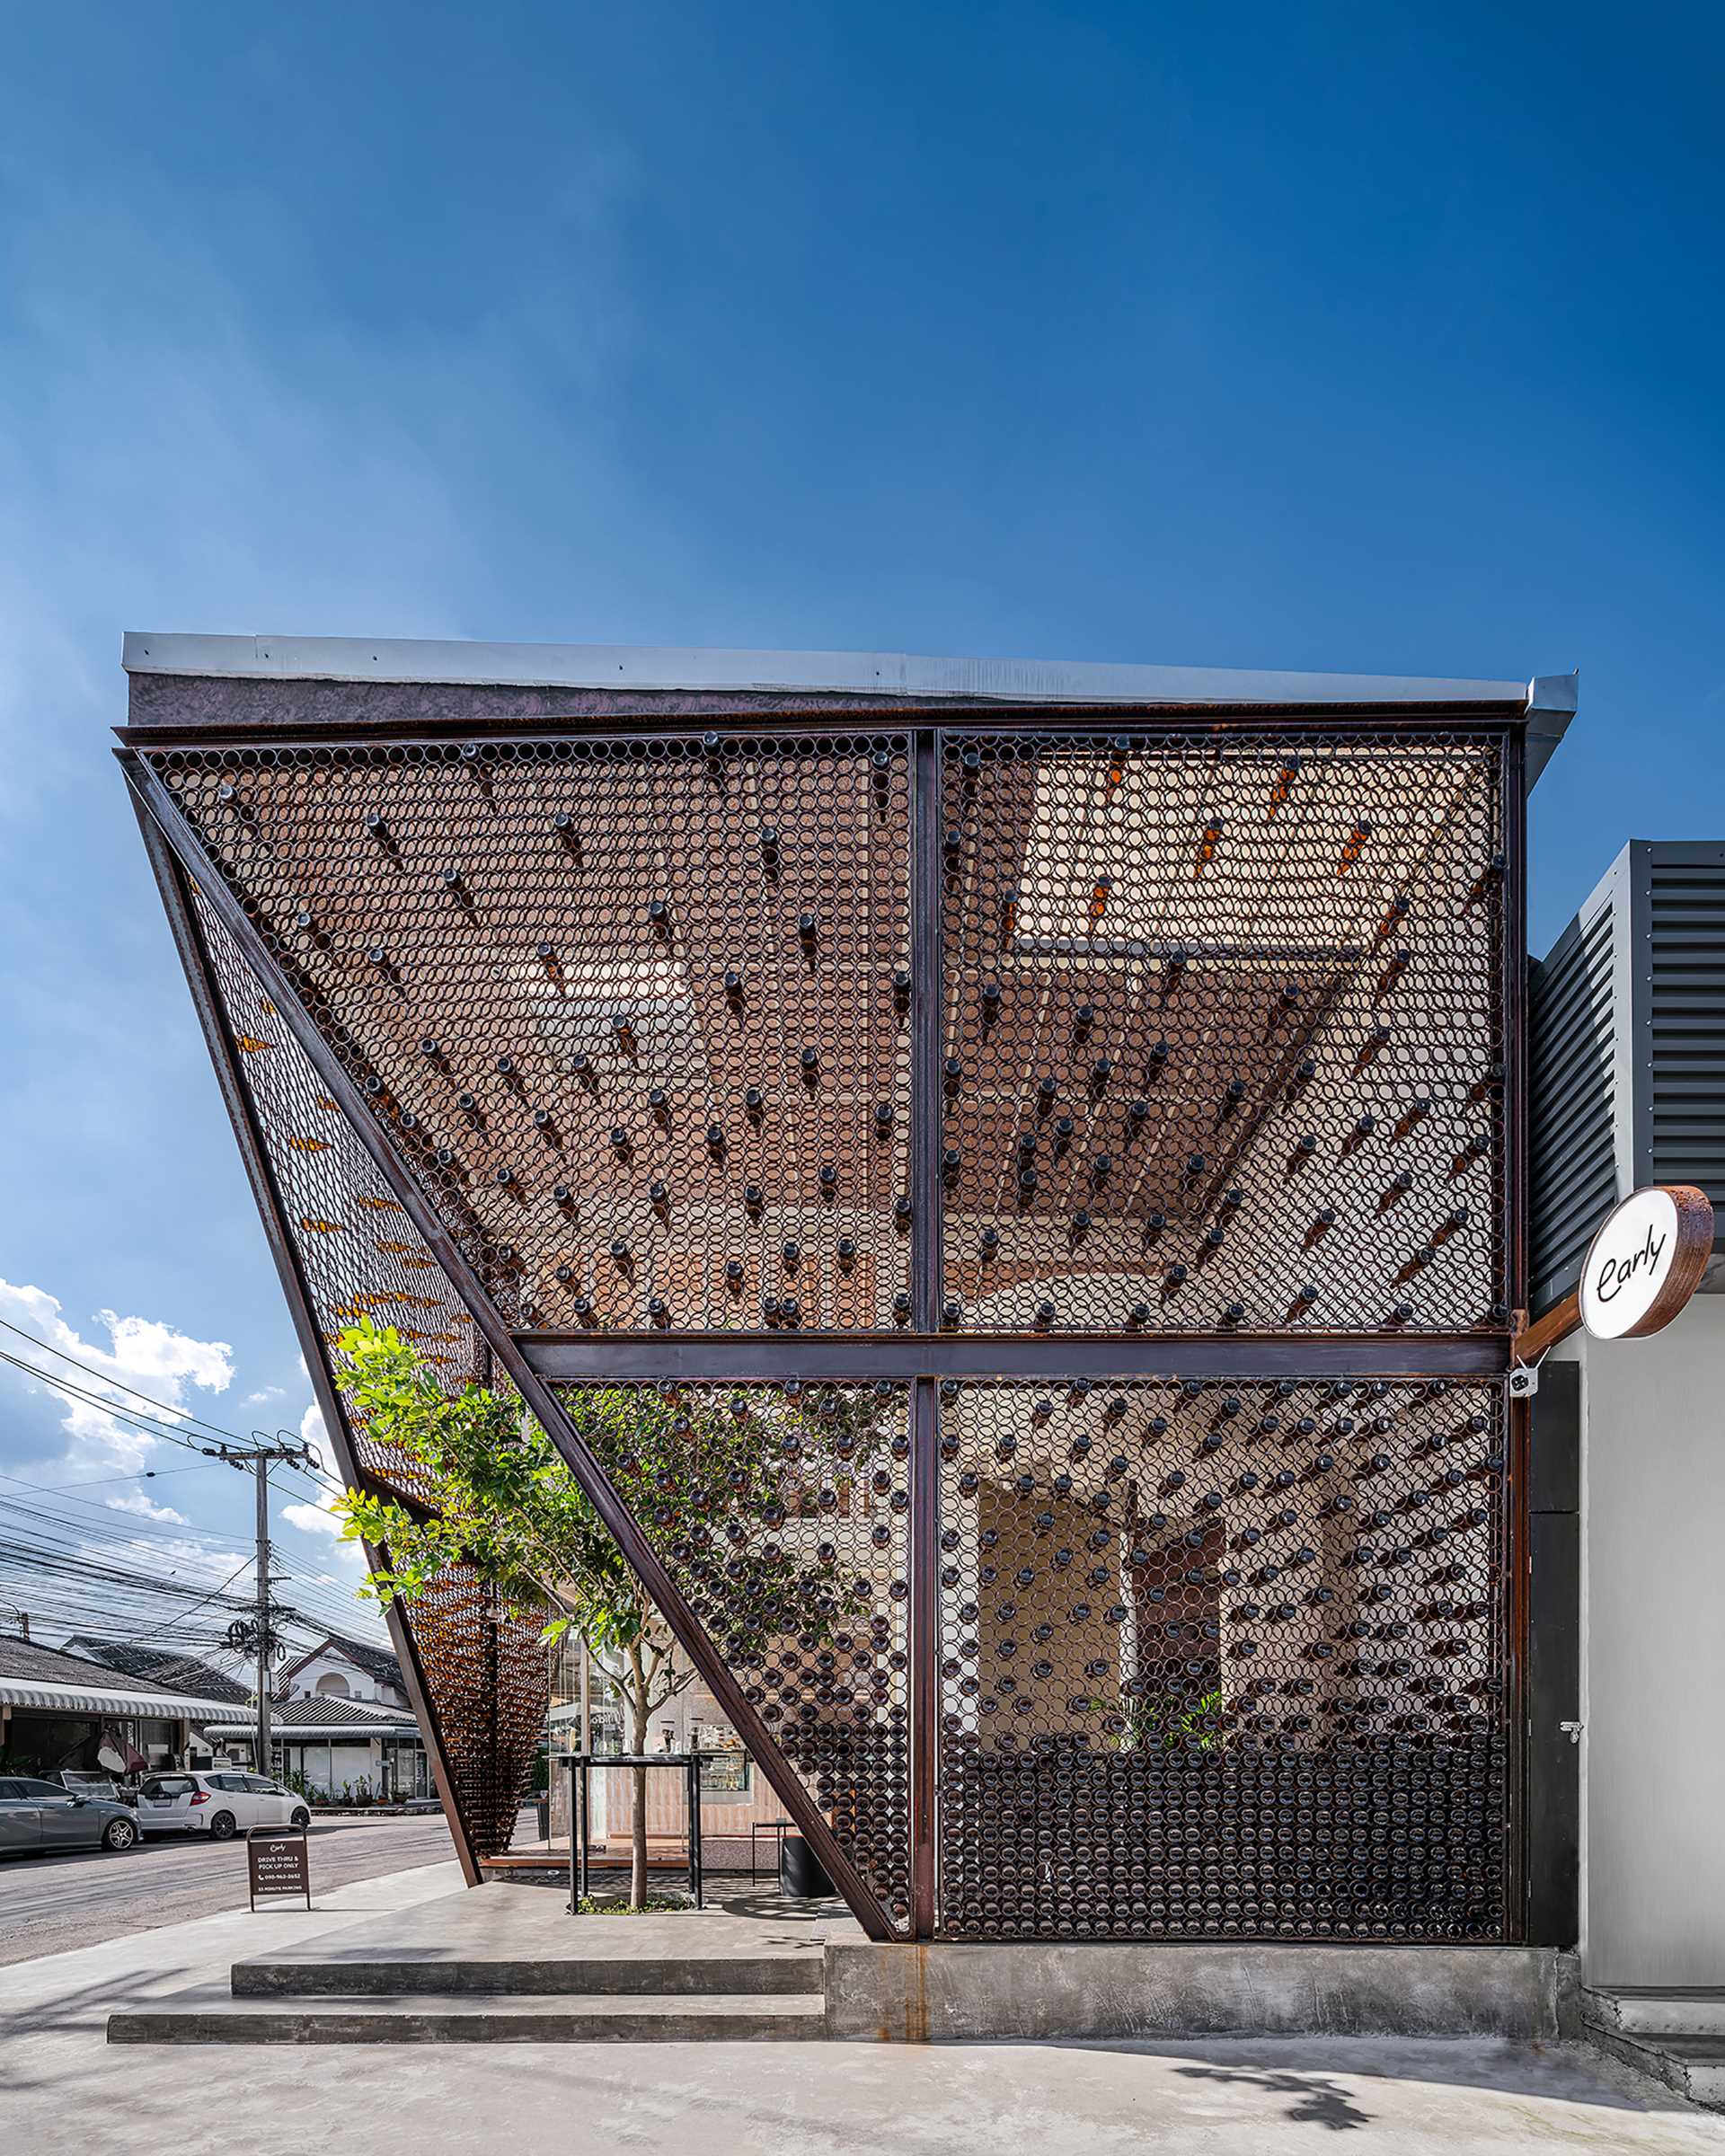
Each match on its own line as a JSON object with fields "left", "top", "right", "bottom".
{"left": 1649, "top": 852, "right": 1725, "bottom": 1210}
{"left": 0, "top": 1676, "right": 242, "bottom": 1718}
{"left": 1529, "top": 897, "right": 1619, "bottom": 1306}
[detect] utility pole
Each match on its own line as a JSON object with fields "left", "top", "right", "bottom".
{"left": 208, "top": 1434, "right": 320, "bottom": 1776}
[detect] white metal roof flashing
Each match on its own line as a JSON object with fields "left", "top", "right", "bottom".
{"left": 121, "top": 632, "right": 1541, "bottom": 711}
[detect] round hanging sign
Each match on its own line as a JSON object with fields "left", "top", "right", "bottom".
{"left": 1578, "top": 1183, "right": 1714, "bottom": 1340}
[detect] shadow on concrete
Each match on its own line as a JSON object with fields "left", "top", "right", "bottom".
{"left": 0, "top": 1958, "right": 194, "bottom": 2046}
{"left": 1039, "top": 2035, "right": 1677, "bottom": 2118}
{"left": 1172, "top": 2062, "right": 1372, "bottom": 2129}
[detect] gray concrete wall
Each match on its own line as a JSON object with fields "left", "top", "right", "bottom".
{"left": 824, "top": 1941, "right": 1567, "bottom": 2042}
{"left": 1556, "top": 1297, "right": 1725, "bottom": 1985}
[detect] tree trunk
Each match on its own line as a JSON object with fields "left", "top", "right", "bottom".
{"left": 628, "top": 1641, "right": 650, "bottom": 1909}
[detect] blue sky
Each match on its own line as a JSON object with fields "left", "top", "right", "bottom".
{"left": 0, "top": 5, "right": 1720, "bottom": 1626}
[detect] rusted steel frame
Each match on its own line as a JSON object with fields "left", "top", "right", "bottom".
{"left": 116, "top": 704, "right": 1532, "bottom": 754}
{"left": 1514, "top": 1290, "right": 1581, "bottom": 1366}
{"left": 125, "top": 783, "right": 486, "bottom": 1886}
{"left": 908, "top": 729, "right": 942, "bottom": 1937}
{"left": 1502, "top": 727, "right": 1529, "bottom": 1941}
{"left": 520, "top": 1331, "right": 1511, "bottom": 1382}
{"left": 121, "top": 748, "right": 902, "bottom": 1943}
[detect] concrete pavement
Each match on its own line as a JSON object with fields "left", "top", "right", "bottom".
{"left": 0, "top": 1810, "right": 459, "bottom": 1966}
{"left": 3, "top": 1861, "right": 1724, "bottom": 2153}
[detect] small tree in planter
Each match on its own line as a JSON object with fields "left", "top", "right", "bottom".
{"left": 332, "top": 1321, "right": 879, "bottom": 1909}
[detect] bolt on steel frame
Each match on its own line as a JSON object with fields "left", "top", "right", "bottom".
{"left": 119, "top": 654, "right": 1546, "bottom": 1945}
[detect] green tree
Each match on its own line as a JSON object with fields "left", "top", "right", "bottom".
{"left": 332, "top": 1321, "right": 883, "bottom": 1907}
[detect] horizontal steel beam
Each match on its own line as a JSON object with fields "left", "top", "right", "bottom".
{"left": 518, "top": 1330, "right": 1511, "bottom": 1384}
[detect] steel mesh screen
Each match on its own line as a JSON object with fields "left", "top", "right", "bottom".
{"left": 939, "top": 729, "right": 1508, "bottom": 1333}
{"left": 936, "top": 1377, "right": 1508, "bottom": 1939}
{"left": 554, "top": 1378, "right": 913, "bottom": 1931}
{"left": 148, "top": 736, "right": 915, "bottom": 1333}
{"left": 187, "top": 882, "right": 549, "bottom": 1859}
{"left": 134, "top": 704, "right": 1522, "bottom": 1944}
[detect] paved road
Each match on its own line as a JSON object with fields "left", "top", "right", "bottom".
{"left": 0, "top": 1811, "right": 464, "bottom": 1966}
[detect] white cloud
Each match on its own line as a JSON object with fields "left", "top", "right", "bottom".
{"left": 105, "top": 1491, "right": 190, "bottom": 1525}
{"left": 131, "top": 1533, "right": 251, "bottom": 1572}
{"left": 283, "top": 1456, "right": 361, "bottom": 1572}
{"left": 0, "top": 1278, "right": 235, "bottom": 1473}
{"left": 243, "top": 1386, "right": 286, "bottom": 1407}
{"left": 282, "top": 1498, "right": 345, "bottom": 1541}
{"left": 299, "top": 1399, "right": 328, "bottom": 1452}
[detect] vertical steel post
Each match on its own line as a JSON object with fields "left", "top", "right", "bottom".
{"left": 1503, "top": 724, "right": 1531, "bottom": 1939}
{"left": 579, "top": 1758, "right": 590, "bottom": 1903}
{"left": 909, "top": 728, "right": 942, "bottom": 1937}
{"left": 255, "top": 1458, "right": 272, "bottom": 1776}
{"left": 573, "top": 1759, "right": 586, "bottom": 1914}
{"left": 579, "top": 1638, "right": 591, "bottom": 1763}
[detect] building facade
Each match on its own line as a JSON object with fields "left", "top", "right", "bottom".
{"left": 120, "top": 633, "right": 1571, "bottom": 1937}
{"left": 278, "top": 1630, "right": 414, "bottom": 1712}
{"left": 202, "top": 1697, "right": 430, "bottom": 1798}
{"left": 1529, "top": 842, "right": 1725, "bottom": 1986}
{"left": 0, "top": 1635, "right": 239, "bottom": 1778}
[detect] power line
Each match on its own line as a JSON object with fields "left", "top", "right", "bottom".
{"left": 0, "top": 1319, "right": 348, "bottom": 1494}
{"left": 0, "top": 1315, "right": 259, "bottom": 1446}
{"left": 0, "top": 1463, "right": 379, "bottom": 1640}
{"left": 0, "top": 1501, "right": 376, "bottom": 1639}
{"left": 0, "top": 1335, "right": 349, "bottom": 1511}
{"left": 21, "top": 1465, "right": 210, "bottom": 1491}
{"left": 114, "top": 1559, "right": 254, "bottom": 1640}
{"left": 0, "top": 1347, "right": 219, "bottom": 1459}
{"left": 0, "top": 1324, "right": 392, "bottom": 1648}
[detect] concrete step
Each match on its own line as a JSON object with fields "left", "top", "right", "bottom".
{"left": 1582, "top": 1985, "right": 1725, "bottom": 2037}
{"left": 109, "top": 1988, "right": 828, "bottom": 2045}
{"left": 231, "top": 1952, "right": 819, "bottom": 1999}
{"left": 1583, "top": 2025, "right": 1725, "bottom": 2108}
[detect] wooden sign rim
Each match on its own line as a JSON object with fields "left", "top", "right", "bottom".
{"left": 1580, "top": 1182, "right": 1714, "bottom": 1341}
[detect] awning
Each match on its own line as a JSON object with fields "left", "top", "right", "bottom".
{"left": 0, "top": 1675, "right": 241, "bottom": 1719}
{"left": 200, "top": 1719, "right": 420, "bottom": 1740}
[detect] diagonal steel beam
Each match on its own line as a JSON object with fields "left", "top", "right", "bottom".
{"left": 122, "top": 748, "right": 902, "bottom": 1940}
{"left": 128, "top": 789, "right": 489, "bottom": 1884}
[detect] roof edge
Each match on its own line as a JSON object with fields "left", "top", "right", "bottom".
{"left": 1524, "top": 671, "right": 1579, "bottom": 791}
{"left": 121, "top": 631, "right": 1534, "bottom": 711}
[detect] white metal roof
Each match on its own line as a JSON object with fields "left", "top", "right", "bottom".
{"left": 119, "top": 631, "right": 1543, "bottom": 710}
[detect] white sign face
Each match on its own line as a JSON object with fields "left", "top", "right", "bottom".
{"left": 1579, "top": 1186, "right": 1684, "bottom": 1339}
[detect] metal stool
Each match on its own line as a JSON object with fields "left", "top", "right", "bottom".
{"left": 750, "top": 1818, "right": 794, "bottom": 1882}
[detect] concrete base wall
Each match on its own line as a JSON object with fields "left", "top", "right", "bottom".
{"left": 824, "top": 1942, "right": 1575, "bottom": 2043}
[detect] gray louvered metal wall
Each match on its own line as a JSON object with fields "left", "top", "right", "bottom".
{"left": 1649, "top": 850, "right": 1725, "bottom": 1200}
{"left": 1529, "top": 842, "right": 1725, "bottom": 1313}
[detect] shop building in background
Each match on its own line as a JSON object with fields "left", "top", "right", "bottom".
{"left": 0, "top": 1634, "right": 236, "bottom": 1778}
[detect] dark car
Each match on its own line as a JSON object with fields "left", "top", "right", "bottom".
{"left": 0, "top": 1775, "right": 140, "bottom": 1853}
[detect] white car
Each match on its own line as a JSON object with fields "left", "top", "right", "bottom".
{"left": 136, "top": 1771, "right": 310, "bottom": 1841}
